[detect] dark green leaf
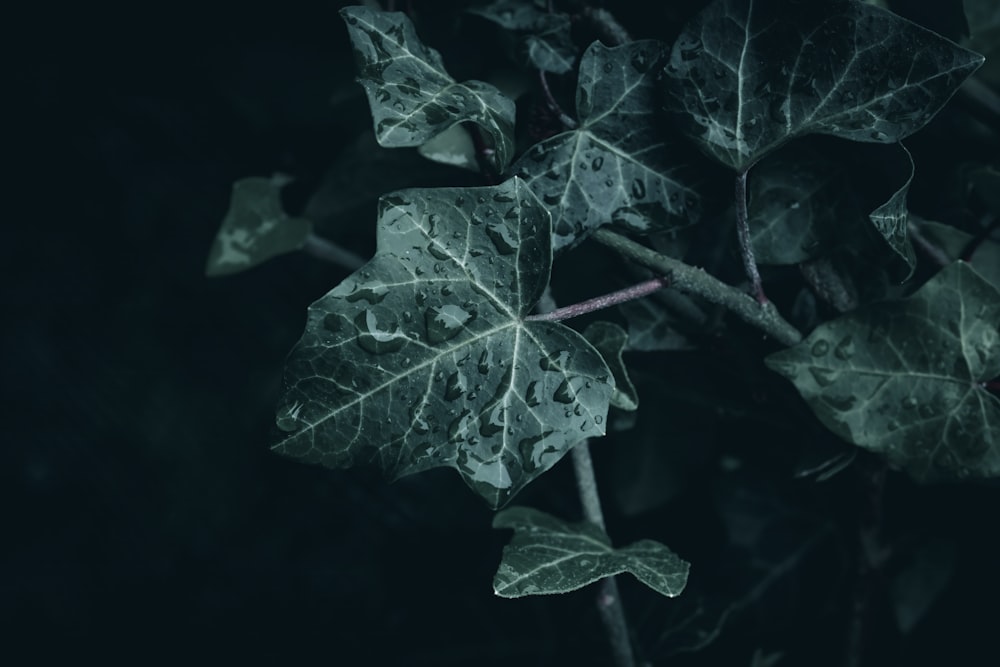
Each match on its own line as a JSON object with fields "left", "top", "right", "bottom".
{"left": 663, "top": 0, "right": 984, "bottom": 171}
{"left": 582, "top": 322, "right": 638, "bottom": 411}
{"left": 749, "top": 145, "right": 861, "bottom": 265}
{"left": 619, "top": 298, "right": 696, "bottom": 352}
{"left": 273, "top": 178, "right": 613, "bottom": 508}
{"left": 492, "top": 506, "right": 689, "bottom": 597}
{"left": 469, "top": 1, "right": 576, "bottom": 74}
{"left": 969, "top": 165, "right": 1000, "bottom": 215}
{"left": 342, "top": 6, "right": 516, "bottom": 170}
{"left": 765, "top": 262, "right": 1000, "bottom": 481}
{"left": 512, "top": 41, "right": 702, "bottom": 251}
{"left": 206, "top": 175, "right": 312, "bottom": 276}
{"left": 914, "top": 217, "right": 1000, "bottom": 289}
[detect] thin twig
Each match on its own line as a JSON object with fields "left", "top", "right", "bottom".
{"left": 571, "top": 441, "right": 636, "bottom": 667}
{"left": 592, "top": 228, "right": 803, "bottom": 347}
{"left": 535, "top": 294, "right": 636, "bottom": 667}
{"left": 907, "top": 220, "right": 953, "bottom": 267}
{"left": 735, "top": 169, "right": 767, "bottom": 303}
{"left": 539, "top": 70, "right": 577, "bottom": 129}
{"left": 301, "top": 233, "right": 366, "bottom": 271}
{"left": 526, "top": 278, "right": 668, "bottom": 322}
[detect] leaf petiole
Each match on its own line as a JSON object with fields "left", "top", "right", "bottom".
{"left": 525, "top": 277, "right": 669, "bottom": 322}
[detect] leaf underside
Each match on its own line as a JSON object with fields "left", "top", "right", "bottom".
{"left": 493, "top": 506, "right": 689, "bottom": 598}
{"left": 766, "top": 262, "right": 1000, "bottom": 482}
{"left": 663, "top": 0, "right": 984, "bottom": 171}
{"left": 511, "top": 40, "right": 703, "bottom": 251}
{"left": 342, "top": 6, "right": 516, "bottom": 170}
{"left": 205, "top": 176, "right": 312, "bottom": 276}
{"left": 273, "top": 178, "right": 614, "bottom": 508}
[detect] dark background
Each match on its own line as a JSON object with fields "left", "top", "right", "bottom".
{"left": 7, "top": 1, "right": 1000, "bottom": 664}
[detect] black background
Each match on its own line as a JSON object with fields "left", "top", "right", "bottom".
{"left": 7, "top": 1, "right": 1000, "bottom": 664}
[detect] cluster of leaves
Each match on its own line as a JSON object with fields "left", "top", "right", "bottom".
{"left": 208, "top": 0, "right": 999, "bottom": 654}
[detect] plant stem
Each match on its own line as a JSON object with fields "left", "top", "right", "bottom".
{"left": 301, "top": 233, "right": 366, "bottom": 271}
{"left": 907, "top": 220, "right": 952, "bottom": 268}
{"left": 592, "top": 228, "right": 803, "bottom": 346}
{"left": 539, "top": 70, "right": 577, "bottom": 129}
{"left": 534, "top": 293, "right": 636, "bottom": 667}
{"left": 465, "top": 122, "right": 500, "bottom": 184}
{"left": 526, "top": 278, "right": 668, "bottom": 322}
{"left": 735, "top": 169, "right": 767, "bottom": 303}
{"left": 572, "top": 441, "right": 636, "bottom": 667}
{"left": 581, "top": 7, "right": 632, "bottom": 46}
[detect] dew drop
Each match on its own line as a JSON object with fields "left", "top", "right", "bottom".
{"left": 425, "top": 304, "right": 475, "bottom": 344}
{"left": 811, "top": 339, "right": 830, "bottom": 356}
{"left": 902, "top": 396, "right": 918, "bottom": 409}
{"left": 485, "top": 223, "right": 518, "bottom": 255}
{"left": 445, "top": 372, "right": 468, "bottom": 401}
{"left": 631, "top": 179, "right": 646, "bottom": 199}
{"left": 525, "top": 381, "right": 541, "bottom": 407}
{"left": 591, "top": 156, "right": 604, "bottom": 171}
{"left": 603, "top": 62, "right": 614, "bottom": 73}
{"left": 553, "top": 378, "right": 576, "bottom": 404}
{"left": 834, "top": 336, "right": 854, "bottom": 361}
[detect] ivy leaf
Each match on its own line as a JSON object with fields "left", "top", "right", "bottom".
{"left": 492, "top": 506, "right": 689, "bottom": 597}
{"left": 620, "top": 298, "right": 696, "bottom": 351}
{"left": 341, "top": 6, "right": 516, "bottom": 170}
{"left": 512, "top": 41, "right": 702, "bottom": 251}
{"left": 765, "top": 262, "right": 1000, "bottom": 482}
{"left": 867, "top": 143, "right": 917, "bottom": 280}
{"left": 206, "top": 175, "right": 312, "bottom": 276}
{"left": 469, "top": 0, "right": 576, "bottom": 74}
{"left": 273, "top": 178, "right": 613, "bottom": 508}
{"left": 915, "top": 217, "right": 1000, "bottom": 289}
{"left": 663, "top": 0, "right": 984, "bottom": 171}
{"left": 582, "top": 322, "right": 639, "bottom": 411}
{"left": 749, "top": 145, "right": 861, "bottom": 265}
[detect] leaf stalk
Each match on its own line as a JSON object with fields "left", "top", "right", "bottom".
{"left": 592, "top": 228, "right": 803, "bottom": 346}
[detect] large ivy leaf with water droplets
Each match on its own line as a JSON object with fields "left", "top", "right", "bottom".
{"left": 492, "top": 506, "right": 689, "bottom": 597}
{"left": 511, "top": 41, "right": 702, "bottom": 251}
{"left": 662, "top": 0, "right": 984, "bottom": 171}
{"left": 206, "top": 175, "right": 312, "bottom": 276}
{"left": 468, "top": 0, "right": 576, "bottom": 74}
{"left": 765, "top": 262, "right": 1000, "bottom": 481}
{"left": 273, "top": 178, "right": 613, "bottom": 508}
{"left": 342, "top": 6, "right": 516, "bottom": 170}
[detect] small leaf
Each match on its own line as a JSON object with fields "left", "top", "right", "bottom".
{"left": 492, "top": 506, "right": 689, "bottom": 598}
{"left": 620, "top": 297, "right": 696, "bottom": 351}
{"left": 206, "top": 175, "right": 312, "bottom": 276}
{"left": 512, "top": 41, "right": 703, "bottom": 251}
{"left": 583, "top": 322, "right": 639, "bottom": 411}
{"left": 749, "top": 145, "right": 862, "bottom": 265}
{"left": 469, "top": 1, "right": 576, "bottom": 74}
{"left": 342, "top": 6, "right": 516, "bottom": 170}
{"left": 915, "top": 217, "right": 1000, "bottom": 290}
{"left": 765, "top": 262, "right": 1000, "bottom": 482}
{"left": 273, "top": 178, "right": 614, "bottom": 508}
{"left": 867, "top": 143, "right": 917, "bottom": 280}
{"left": 663, "top": 0, "right": 984, "bottom": 171}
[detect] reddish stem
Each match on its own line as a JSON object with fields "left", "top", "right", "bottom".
{"left": 735, "top": 169, "right": 767, "bottom": 304}
{"left": 526, "top": 277, "right": 669, "bottom": 322}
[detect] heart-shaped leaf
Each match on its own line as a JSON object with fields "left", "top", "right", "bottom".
{"left": 511, "top": 41, "right": 702, "bottom": 251}
{"left": 206, "top": 175, "right": 312, "bottom": 276}
{"left": 765, "top": 262, "right": 1000, "bottom": 481}
{"left": 342, "top": 6, "right": 516, "bottom": 170}
{"left": 492, "top": 506, "right": 689, "bottom": 597}
{"left": 663, "top": 0, "right": 984, "bottom": 171}
{"left": 273, "top": 178, "right": 614, "bottom": 508}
